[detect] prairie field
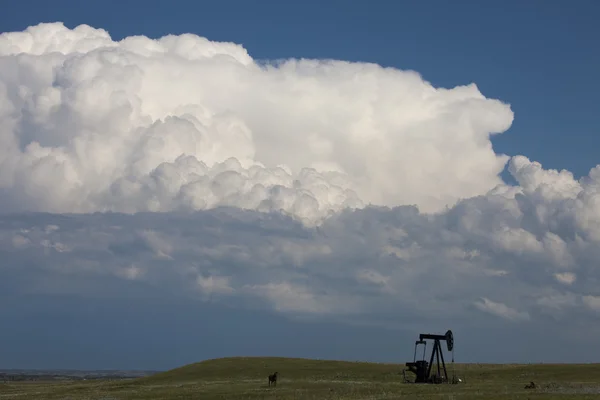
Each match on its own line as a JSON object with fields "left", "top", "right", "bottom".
{"left": 2, "top": 357, "right": 600, "bottom": 399}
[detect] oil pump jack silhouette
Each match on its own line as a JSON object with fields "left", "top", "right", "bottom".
{"left": 404, "top": 330, "right": 459, "bottom": 384}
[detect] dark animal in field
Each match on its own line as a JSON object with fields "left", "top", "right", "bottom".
{"left": 524, "top": 381, "right": 537, "bottom": 389}
{"left": 268, "top": 372, "right": 278, "bottom": 387}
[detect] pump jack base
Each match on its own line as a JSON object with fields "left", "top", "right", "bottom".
{"left": 402, "top": 370, "right": 462, "bottom": 385}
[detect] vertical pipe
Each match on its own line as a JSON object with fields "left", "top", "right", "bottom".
{"left": 413, "top": 343, "right": 418, "bottom": 362}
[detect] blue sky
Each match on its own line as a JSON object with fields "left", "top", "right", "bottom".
{"left": 1, "top": 0, "right": 600, "bottom": 371}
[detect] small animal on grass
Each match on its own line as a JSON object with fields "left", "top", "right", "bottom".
{"left": 268, "top": 371, "right": 278, "bottom": 387}
{"left": 524, "top": 381, "right": 537, "bottom": 389}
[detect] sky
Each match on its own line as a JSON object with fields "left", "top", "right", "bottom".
{"left": 0, "top": 0, "right": 599, "bottom": 371}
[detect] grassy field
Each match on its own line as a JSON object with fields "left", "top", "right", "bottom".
{"left": 2, "top": 357, "right": 600, "bottom": 399}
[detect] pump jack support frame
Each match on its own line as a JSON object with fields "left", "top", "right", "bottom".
{"left": 421, "top": 333, "right": 448, "bottom": 383}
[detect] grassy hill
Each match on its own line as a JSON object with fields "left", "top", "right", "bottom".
{"left": 141, "top": 356, "right": 401, "bottom": 384}
{"left": 3, "top": 357, "right": 600, "bottom": 399}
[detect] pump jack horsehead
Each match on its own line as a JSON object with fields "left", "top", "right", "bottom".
{"left": 404, "top": 329, "right": 460, "bottom": 384}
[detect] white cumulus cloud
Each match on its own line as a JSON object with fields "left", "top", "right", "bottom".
{"left": 0, "top": 22, "right": 514, "bottom": 225}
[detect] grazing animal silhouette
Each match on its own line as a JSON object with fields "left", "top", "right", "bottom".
{"left": 268, "top": 372, "right": 278, "bottom": 387}
{"left": 524, "top": 381, "right": 537, "bottom": 389}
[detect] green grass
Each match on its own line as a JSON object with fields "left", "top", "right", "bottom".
{"left": 3, "top": 357, "right": 600, "bottom": 399}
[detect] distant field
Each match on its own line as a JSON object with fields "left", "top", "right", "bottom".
{"left": 2, "top": 357, "right": 600, "bottom": 399}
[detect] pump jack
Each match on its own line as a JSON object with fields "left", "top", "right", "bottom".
{"left": 404, "top": 330, "right": 457, "bottom": 384}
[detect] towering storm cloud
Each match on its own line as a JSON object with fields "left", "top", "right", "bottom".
{"left": 2, "top": 22, "right": 600, "bottom": 365}
{"left": 0, "top": 22, "right": 513, "bottom": 224}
